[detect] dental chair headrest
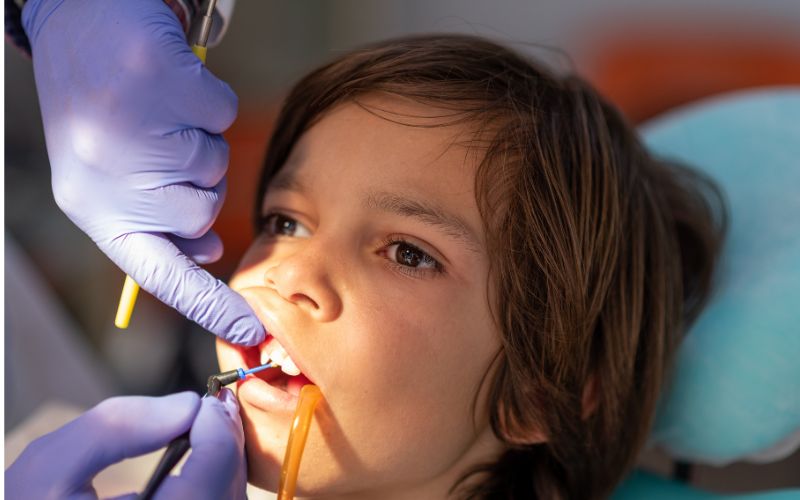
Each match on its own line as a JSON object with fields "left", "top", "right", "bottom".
{"left": 640, "top": 88, "right": 800, "bottom": 465}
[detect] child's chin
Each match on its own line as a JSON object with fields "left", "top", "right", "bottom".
{"left": 241, "top": 414, "right": 287, "bottom": 491}
{"left": 244, "top": 432, "right": 340, "bottom": 497}
{"left": 245, "top": 457, "right": 324, "bottom": 496}
{"left": 245, "top": 446, "right": 282, "bottom": 492}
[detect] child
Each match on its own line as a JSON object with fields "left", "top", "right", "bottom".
{"left": 216, "top": 34, "right": 726, "bottom": 499}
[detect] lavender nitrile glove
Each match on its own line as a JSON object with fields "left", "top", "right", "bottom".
{"left": 157, "top": 389, "right": 248, "bottom": 500}
{"left": 22, "top": 0, "right": 264, "bottom": 345}
{"left": 5, "top": 391, "right": 247, "bottom": 500}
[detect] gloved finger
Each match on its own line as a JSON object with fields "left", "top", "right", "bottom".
{"left": 20, "top": 0, "right": 63, "bottom": 46}
{"left": 170, "top": 231, "right": 224, "bottom": 264}
{"left": 162, "top": 40, "right": 239, "bottom": 134}
{"left": 176, "top": 68, "right": 238, "bottom": 134}
{"left": 104, "top": 232, "right": 265, "bottom": 346}
{"left": 154, "top": 128, "right": 229, "bottom": 189}
{"left": 145, "top": 179, "right": 226, "bottom": 239}
{"left": 7, "top": 393, "right": 200, "bottom": 494}
{"left": 156, "top": 389, "right": 247, "bottom": 500}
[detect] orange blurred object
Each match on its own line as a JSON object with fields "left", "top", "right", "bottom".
{"left": 580, "top": 20, "right": 800, "bottom": 123}
{"left": 278, "top": 384, "right": 323, "bottom": 500}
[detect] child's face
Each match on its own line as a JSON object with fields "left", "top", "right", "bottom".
{"left": 217, "top": 94, "right": 504, "bottom": 497}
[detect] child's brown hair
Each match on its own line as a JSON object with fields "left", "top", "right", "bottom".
{"left": 255, "top": 34, "right": 727, "bottom": 499}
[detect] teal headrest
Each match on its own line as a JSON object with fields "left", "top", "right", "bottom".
{"left": 641, "top": 88, "right": 800, "bottom": 465}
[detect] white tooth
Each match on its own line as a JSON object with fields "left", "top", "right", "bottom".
{"left": 280, "top": 356, "right": 301, "bottom": 376}
{"left": 259, "top": 348, "right": 272, "bottom": 366}
{"left": 270, "top": 345, "right": 289, "bottom": 366}
{"left": 260, "top": 339, "right": 283, "bottom": 366}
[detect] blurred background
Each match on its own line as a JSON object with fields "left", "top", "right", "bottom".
{"left": 5, "top": 0, "right": 800, "bottom": 494}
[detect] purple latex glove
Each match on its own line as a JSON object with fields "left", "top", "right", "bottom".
{"left": 5, "top": 390, "right": 247, "bottom": 500}
{"left": 22, "top": 0, "right": 264, "bottom": 346}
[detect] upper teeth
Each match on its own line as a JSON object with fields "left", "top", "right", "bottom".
{"left": 260, "top": 338, "right": 301, "bottom": 376}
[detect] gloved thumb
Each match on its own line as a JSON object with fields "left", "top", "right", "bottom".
{"left": 170, "top": 231, "right": 224, "bottom": 265}
{"left": 6, "top": 393, "right": 200, "bottom": 496}
{"left": 156, "top": 389, "right": 247, "bottom": 499}
{"left": 105, "top": 232, "right": 265, "bottom": 346}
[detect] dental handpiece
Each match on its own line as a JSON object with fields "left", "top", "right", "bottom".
{"left": 204, "top": 363, "right": 275, "bottom": 396}
{"left": 138, "top": 363, "right": 274, "bottom": 500}
{"left": 191, "top": 0, "right": 218, "bottom": 62}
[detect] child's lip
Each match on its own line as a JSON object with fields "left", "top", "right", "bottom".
{"left": 236, "top": 287, "right": 319, "bottom": 387}
{"left": 236, "top": 373, "right": 301, "bottom": 414}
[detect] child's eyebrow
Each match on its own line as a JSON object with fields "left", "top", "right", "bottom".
{"left": 269, "top": 172, "right": 304, "bottom": 194}
{"left": 363, "top": 191, "right": 482, "bottom": 254}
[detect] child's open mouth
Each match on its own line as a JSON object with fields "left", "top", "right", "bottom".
{"left": 247, "top": 364, "right": 313, "bottom": 397}
{"left": 236, "top": 334, "right": 315, "bottom": 413}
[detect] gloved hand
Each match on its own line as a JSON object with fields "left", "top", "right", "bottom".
{"left": 22, "top": 0, "right": 264, "bottom": 345}
{"left": 5, "top": 390, "right": 247, "bottom": 500}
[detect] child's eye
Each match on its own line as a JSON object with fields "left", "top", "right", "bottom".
{"left": 382, "top": 238, "right": 446, "bottom": 278}
{"left": 261, "top": 212, "right": 312, "bottom": 238}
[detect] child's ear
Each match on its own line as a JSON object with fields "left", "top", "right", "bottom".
{"left": 581, "top": 374, "right": 600, "bottom": 420}
{"left": 497, "top": 404, "right": 549, "bottom": 445}
{"left": 504, "top": 428, "right": 549, "bottom": 446}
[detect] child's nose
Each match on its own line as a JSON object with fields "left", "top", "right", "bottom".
{"left": 262, "top": 252, "right": 342, "bottom": 323}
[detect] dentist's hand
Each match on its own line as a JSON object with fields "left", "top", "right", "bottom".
{"left": 22, "top": 0, "right": 264, "bottom": 345}
{"left": 5, "top": 390, "right": 247, "bottom": 500}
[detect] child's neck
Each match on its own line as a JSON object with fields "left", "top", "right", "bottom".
{"left": 310, "top": 423, "right": 505, "bottom": 500}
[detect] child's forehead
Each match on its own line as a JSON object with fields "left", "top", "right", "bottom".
{"left": 285, "top": 97, "right": 483, "bottom": 178}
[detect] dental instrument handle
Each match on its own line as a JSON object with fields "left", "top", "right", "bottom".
{"left": 138, "top": 430, "right": 190, "bottom": 500}
{"left": 115, "top": 0, "right": 217, "bottom": 330}
{"left": 114, "top": 275, "right": 139, "bottom": 328}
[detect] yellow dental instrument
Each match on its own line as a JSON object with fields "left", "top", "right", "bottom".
{"left": 114, "top": 0, "right": 219, "bottom": 329}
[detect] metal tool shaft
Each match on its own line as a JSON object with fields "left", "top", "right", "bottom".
{"left": 196, "top": 0, "right": 218, "bottom": 47}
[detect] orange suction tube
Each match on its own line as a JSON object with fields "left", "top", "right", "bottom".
{"left": 277, "top": 384, "right": 323, "bottom": 500}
